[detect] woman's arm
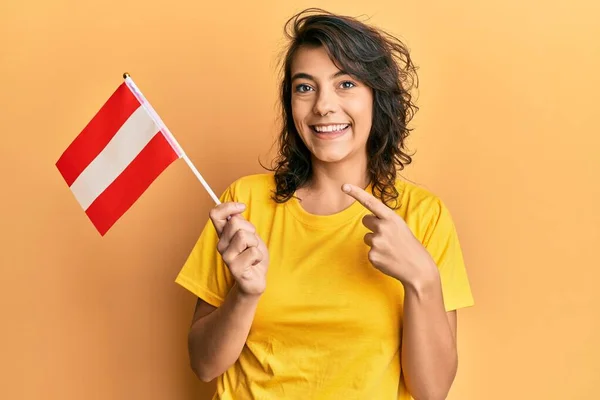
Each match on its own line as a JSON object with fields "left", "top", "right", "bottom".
{"left": 401, "top": 270, "right": 458, "bottom": 400}
{"left": 188, "top": 287, "right": 261, "bottom": 382}
{"left": 187, "top": 202, "right": 270, "bottom": 382}
{"left": 341, "top": 184, "right": 461, "bottom": 400}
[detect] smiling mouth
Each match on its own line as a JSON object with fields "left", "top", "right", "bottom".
{"left": 310, "top": 124, "right": 351, "bottom": 133}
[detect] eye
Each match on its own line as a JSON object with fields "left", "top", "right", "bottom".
{"left": 295, "top": 84, "right": 314, "bottom": 93}
{"left": 340, "top": 81, "right": 356, "bottom": 89}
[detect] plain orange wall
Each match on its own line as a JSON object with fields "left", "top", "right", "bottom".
{"left": 1, "top": 0, "right": 599, "bottom": 399}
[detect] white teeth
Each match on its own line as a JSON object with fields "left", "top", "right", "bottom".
{"left": 313, "top": 124, "right": 349, "bottom": 133}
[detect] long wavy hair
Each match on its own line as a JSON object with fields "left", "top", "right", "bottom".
{"left": 266, "top": 8, "right": 419, "bottom": 209}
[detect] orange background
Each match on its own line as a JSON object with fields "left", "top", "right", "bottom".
{"left": 1, "top": 0, "right": 598, "bottom": 399}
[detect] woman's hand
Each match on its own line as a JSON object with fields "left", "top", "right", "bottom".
{"left": 209, "top": 202, "right": 269, "bottom": 297}
{"left": 342, "top": 184, "right": 438, "bottom": 288}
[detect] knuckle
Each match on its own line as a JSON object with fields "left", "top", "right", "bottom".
{"left": 236, "top": 229, "right": 256, "bottom": 245}
{"left": 231, "top": 218, "right": 245, "bottom": 232}
{"left": 232, "top": 228, "right": 243, "bottom": 240}
{"left": 368, "top": 250, "right": 378, "bottom": 263}
{"left": 240, "top": 229, "right": 252, "bottom": 240}
{"left": 237, "top": 233, "right": 251, "bottom": 249}
{"left": 371, "top": 235, "right": 382, "bottom": 247}
{"left": 242, "top": 234, "right": 254, "bottom": 248}
{"left": 222, "top": 252, "right": 233, "bottom": 266}
{"left": 251, "top": 247, "right": 262, "bottom": 260}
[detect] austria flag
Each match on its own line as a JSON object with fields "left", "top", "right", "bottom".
{"left": 56, "top": 75, "right": 182, "bottom": 235}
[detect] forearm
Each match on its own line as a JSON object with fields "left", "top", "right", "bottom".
{"left": 401, "top": 268, "right": 458, "bottom": 400}
{"left": 189, "top": 284, "right": 260, "bottom": 382}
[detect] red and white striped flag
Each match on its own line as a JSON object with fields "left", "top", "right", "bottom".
{"left": 56, "top": 74, "right": 219, "bottom": 235}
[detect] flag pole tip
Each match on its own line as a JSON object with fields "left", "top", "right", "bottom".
{"left": 122, "top": 72, "right": 130, "bottom": 79}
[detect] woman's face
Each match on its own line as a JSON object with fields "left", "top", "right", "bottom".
{"left": 290, "top": 45, "right": 373, "bottom": 165}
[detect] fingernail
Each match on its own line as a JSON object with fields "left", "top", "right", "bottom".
{"left": 236, "top": 203, "right": 246, "bottom": 210}
{"left": 342, "top": 184, "right": 351, "bottom": 193}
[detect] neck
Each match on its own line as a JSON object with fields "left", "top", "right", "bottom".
{"left": 308, "top": 158, "right": 370, "bottom": 191}
{"left": 295, "top": 153, "right": 370, "bottom": 215}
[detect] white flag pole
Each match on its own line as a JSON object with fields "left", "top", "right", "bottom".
{"left": 122, "top": 72, "right": 221, "bottom": 205}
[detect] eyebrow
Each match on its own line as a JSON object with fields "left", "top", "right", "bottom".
{"left": 291, "top": 70, "right": 349, "bottom": 82}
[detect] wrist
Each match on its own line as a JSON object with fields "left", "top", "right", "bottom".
{"left": 402, "top": 262, "right": 441, "bottom": 298}
{"left": 233, "top": 284, "right": 263, "bottom": 304}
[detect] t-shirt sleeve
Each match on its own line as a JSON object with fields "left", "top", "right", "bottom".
{"left": 423, "top": 199, "right": 475, "bottom": 312}
{"left": 174, "top": 187, "right": 236, "bottom": 307}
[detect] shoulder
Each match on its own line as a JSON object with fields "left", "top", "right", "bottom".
{"left": 221, "top": 173, "right": 279, "bottom": 226}
{"left": 222, "top": 172, "right": 276, "bottom": 204}
{"left": 394, "top": 179, "right": 457, "bottom": 241}
{"left": 396, "top": 179, "right": 445, "bottom": 216}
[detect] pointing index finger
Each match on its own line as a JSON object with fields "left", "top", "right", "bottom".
{"left": 342, "top": 183, "right": 391, "bottom": 219}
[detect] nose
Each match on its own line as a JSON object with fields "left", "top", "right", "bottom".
{"left": 312, "top": 87, "right": 336, "bottom": 116}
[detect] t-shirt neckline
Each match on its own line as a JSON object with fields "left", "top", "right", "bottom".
{"left": 285, "top": 183, "right": 373, "bottom": 229}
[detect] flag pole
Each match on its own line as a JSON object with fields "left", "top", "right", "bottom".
{"left": 122, "top": 72, "right": 221, "bottom": 205}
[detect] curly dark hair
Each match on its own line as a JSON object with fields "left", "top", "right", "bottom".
{"left": 266, "top": 8, "right": 419, "bottom": 209}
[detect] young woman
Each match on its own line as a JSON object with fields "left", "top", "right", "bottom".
{"left": 176, "top": 8, "right": 474, "bottom": 400}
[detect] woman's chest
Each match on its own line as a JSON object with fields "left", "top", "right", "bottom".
{"left": 251, "top": 223, "right": 406, "bottom": 339}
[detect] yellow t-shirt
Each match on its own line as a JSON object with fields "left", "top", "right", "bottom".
{"left": 176, "top": 173, "right": 474, "bottom": 400}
